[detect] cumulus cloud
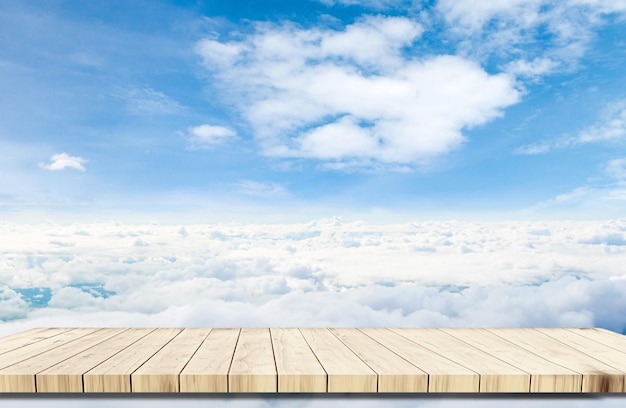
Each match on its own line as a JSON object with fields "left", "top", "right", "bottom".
{"left": 196, "top": 16, "right": 519, "bottom": 169}
{"left": 38, "top": 153, "right": 87, "bottom": 172}
{"left": 1, "top": 219, "right": 626, "bottom": 337}
{"left": 515, "top": 99, "right": 626, "bottom": 154}
{"left": 183, "top": 124, "right": 237, "bottom": 150}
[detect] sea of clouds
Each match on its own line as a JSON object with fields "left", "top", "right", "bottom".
{"left": 1, "top": 218, "right": 626, "bottom": 407}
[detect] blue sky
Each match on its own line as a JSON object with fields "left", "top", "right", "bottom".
{"left": 2, "top": 2, "right": 626, "bottom": 407}
{"left": 2, "top": 0, "right": 626, "bottom": 222}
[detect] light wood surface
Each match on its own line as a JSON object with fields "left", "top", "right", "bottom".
{"left": 362, "top": 328, "right": 479, "bottom": 392}
{"left": 441, "top": 328, "right": 582, "bottom": 392}
{"left": 391, "top": 328, "right": 530, "bottom": 392}
{"left": 0, "top": 328, "right": 72, "bottom": 355}
{"left": 229, "top": 328, "right": 277, "bottom": 392}
{"left": 567, "top": 328, "right": 626, "bottom": 351}
{"left": 300, "top": 328, "right": 377, "bottom": 392}
{"left": 0, "top": 328, "right": 122, "bottom": 392}
{"left": 180, "top": 328, "right": 240, "bottom": 392}
{"left": 271, "top": 328, "right": 327, "bottom": 392}
{"left": 37, "top": 328, "right": 154, "bottom": 392}
{"left": 330, "top": 328, "right": 428, "bottom": 392}
{"left": 488, "top": 328, "right": 625, "bottom": 392}
{"left": 132, "top": 328, "right": 211, "bottom": 392}
{"left": 0, "top": 327, "right": 625, "bottom": 394}
{"left": 84, "top": 328, "right": 182, "bottom": 392}
{"left": 0, "top": 328, "right": 98, "bottom": 371}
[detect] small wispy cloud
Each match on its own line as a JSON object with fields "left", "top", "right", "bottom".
{"left": 38, "top": 153, "right": 87, "bottom": 172}
{"left": 528, "top": 156, "right": 626, "bottom": 213}
{"left": 183, "top": 124, "right": 237, "bottom": 150}
{"left": 120, "top": 87, "right": 183, "bottom": 115}
{"left": 316, "top": 0, "right": 404, "bottom": 9}
{"left": 605, "top": 158, "right": 626, "bottom": 183}
{"left": 235, "top": 180, "right": 288, "bottom": 198}
{"left": 515, "top": 99, "right": 626, "bottom": 155}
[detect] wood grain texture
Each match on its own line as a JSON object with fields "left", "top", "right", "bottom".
{"left": 567, "top": 328, "right": 626, "bottom": 352}
{"left": 229, "top": 328, "right": 277, "bottom": 392}
{"left": 300, "top": 328, "right": 376, "bottom": 392}
{"left": 0, "top": 328, "right": 72, "bottom": 356}
{"left": 391, "top": 328, "right": 530, "bottom": 392}
{"left": 362, "top": 328, "right": 479, "bottom": 392}
{"left": 180, "top": 328, "right": 240, "bottom": 392}
{"left": 330, "top": 328, "right": 428, "bottom": 392}
{"left": 488, "top": 328, "right": 624, "bottom": 392}
{"left": 0, "top": 328, "right": 98, "bottom": 371}
{"left": 271, "top": 328, "right": 326, "bottom": 392}
{"left": 537, "top": 328, "right": 626, "bottom": 393}
{"left": 132, "top": 328, "right": 211, "bottom": 392}
{"left": 441, "top": 328, "right": 582, "bottom": 392}
{"left": 36, "top": 329, "right": 155, "bottom": 392}
{"left": 0, "top": 327, "right": 625, "bottom": 394}
{"left": 0, "top": 328, "right": 122, "bottom": 392}
{"left": 83, "top": 328, "right": 182, "bottom": 392}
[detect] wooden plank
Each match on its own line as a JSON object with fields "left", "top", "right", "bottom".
{"left": 271, "top": 328, "right": 326, "bottom": 392}
{"left": 83, "top": 328, "right": 182, "bottom": 392}
{"left": 0, "top": 328, "right": 71, "bottom": 355}
{"left": 0, "top": 327, "right": 624, "bottom": 394}
{"left": 0, "top": 328, "right": 75, "bottom": 354}
{"left": 0, "top": 328, "right": 99, "bottom": 391}
{"left": 391, "top": 328, "right": 529, "bottom": 392}
{"left": 0, "top": 328, "right": 123, "bottom": 392}
{"left": 36, "top": 329, "right": 155, "bottom": 392}
{"left": 180, "top": 328, "right": 240, "bottom": 392}
{"left": 229, "top": 328, "right": 276, "bottom": 393}
{"left": 567, "top": 328, "right": 626, "bottom": 352}
{"left": 132, "top": 328, "right": 211, "bottom": 392}
{"left": 488, "top": 328, "right": 624, "bottom": 392}
{"left": 362, "top": 328, "right": 478, "bottom": 392}
{"left": 537, "top": 328, "right": 626, "bottom": 392}
{"left": 330, "top": 328, "right": 427, "bottom": 392}
{"left": 442, "top": 328, "right": 582, "bottom": 392}
{"left": 300, "top": 328, "right": 376, "bottom": 392}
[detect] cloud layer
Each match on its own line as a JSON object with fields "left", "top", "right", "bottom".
{"left": 2, "top": 218, "right": 626, "bottom": 336}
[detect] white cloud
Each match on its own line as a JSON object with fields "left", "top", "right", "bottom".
{"left": 1, "top": 219, "right": 626, "bottom": 337}
{"left": 515, "top": 99, "right": 626, "bottom": 154}
{"left": 504, "top": 57, "right": 559, "bottom": 78}
{"left": 183, "top": 124, "right": 237, "bottom": 150}
{"left": 197, "top": 16, "right": 520, "bottom": 169}
{"left": 437, "top": 0, "right": 626, "bottom": 74}
{"left": 316, "top": 0, "right": 405, "bottom": 9}
{"left": 38, "top": 152, "right": 87, "bottom": 172}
